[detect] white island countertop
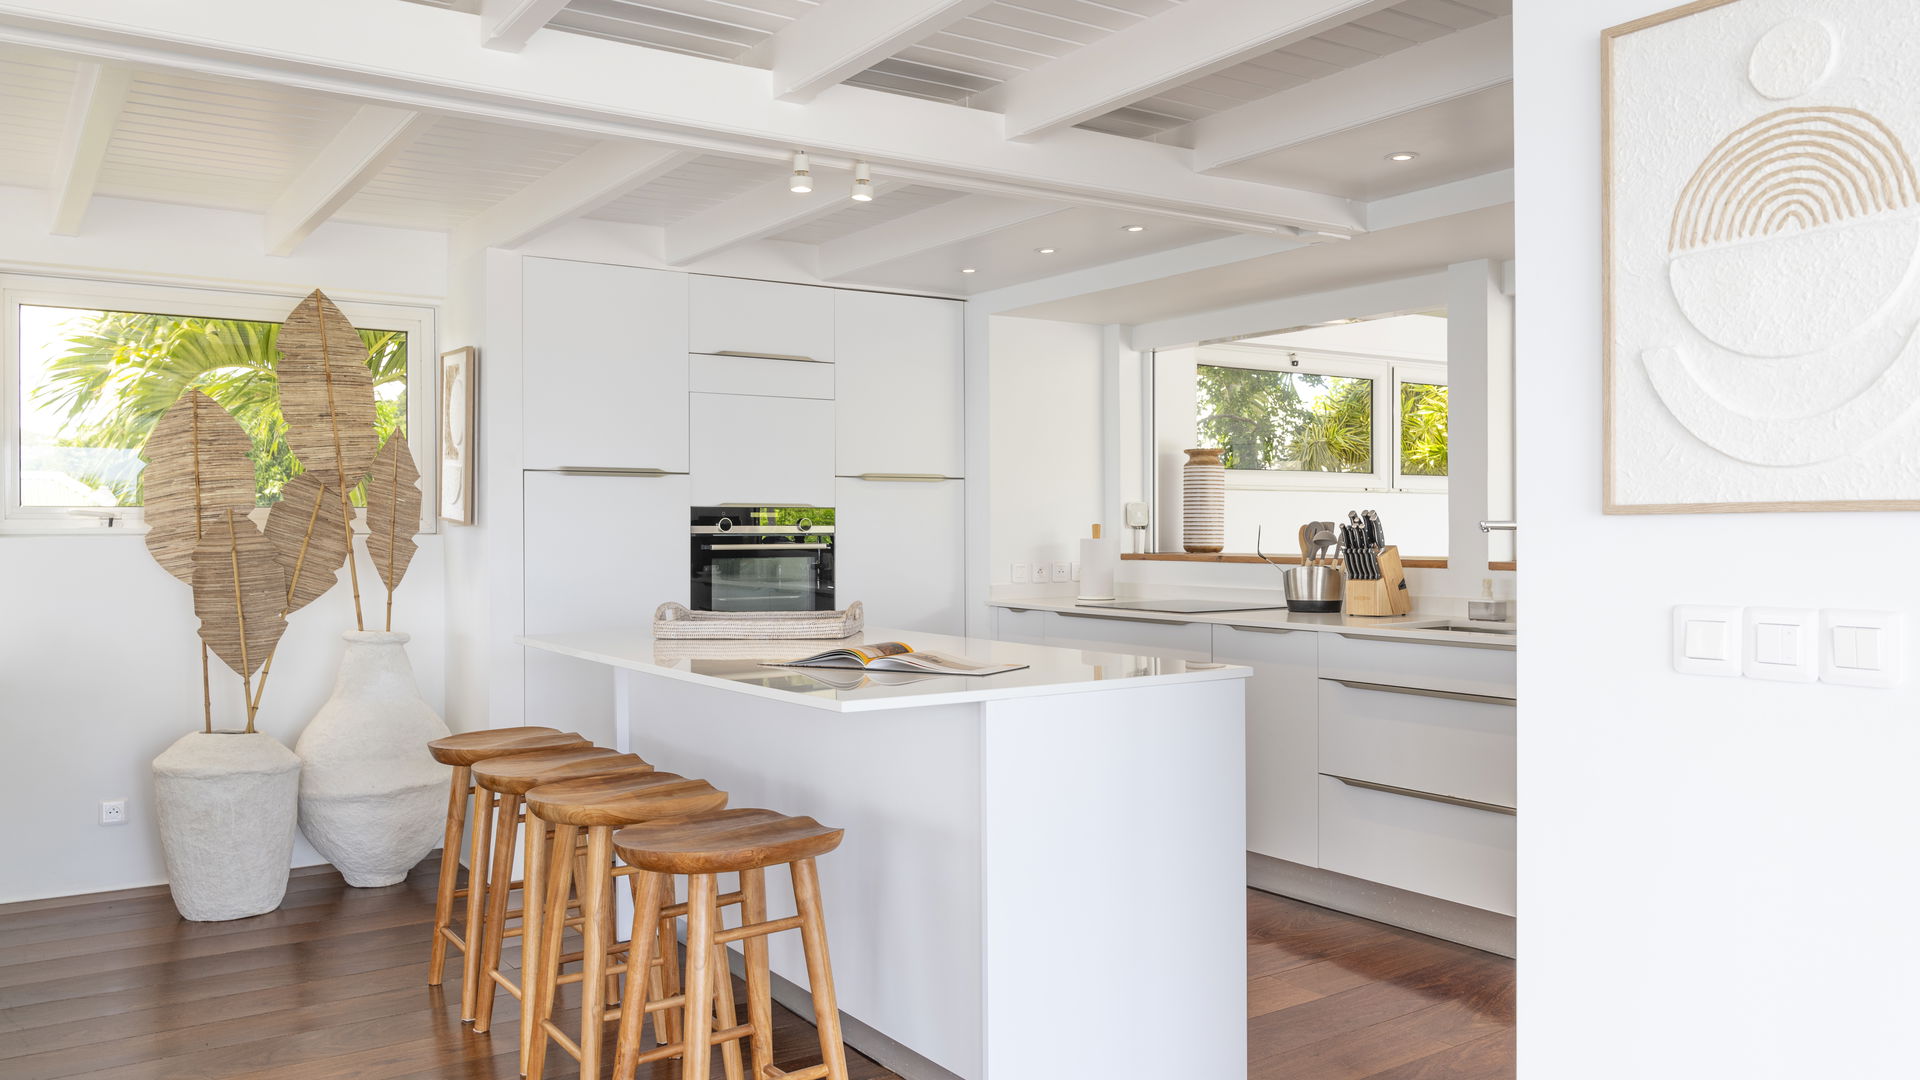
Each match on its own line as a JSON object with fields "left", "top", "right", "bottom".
{"left": 518, "top": 626, "right": 1248, "bottom": 713}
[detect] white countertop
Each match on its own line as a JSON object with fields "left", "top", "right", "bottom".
{"left": 990, "top": 595, "right": 1518, "bottom": 647}
{"left": 519, "top": 626, "right": 1250, "bottom": 713}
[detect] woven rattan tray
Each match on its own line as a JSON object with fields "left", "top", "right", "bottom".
{"left": 652, "top": 601, "right": 864, "bottom": 640}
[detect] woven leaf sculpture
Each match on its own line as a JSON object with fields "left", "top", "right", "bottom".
{"left": 261, "top": 472, "right": 350, "bottom": 617}
{"left": 141, "top": 391, "right": 256, "bottom": 583}
{"left": 364, "top": 431, "right": 422, "bottom": 631}
{"left": 191, "top": 509, "right": 290, "bottom": 732}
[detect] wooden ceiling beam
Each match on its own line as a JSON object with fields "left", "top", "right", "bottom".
{"left": 740, "top": 0, "right": 995, "bottom": 103}
{"left": 264, "top": 105, "right": 431, "bottom": 256}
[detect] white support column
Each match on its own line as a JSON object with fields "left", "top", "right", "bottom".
{"left": 1446, "top": 259, "right": 1506, "bottom": 589}
{"left": 963, "top": 302, "right": 992, "bottom": 638}
{"left": 264, "top": 105, "right": 431, "bottom": 256}
{"left": 48, "top": 61, "right": 132, "bottom": 236}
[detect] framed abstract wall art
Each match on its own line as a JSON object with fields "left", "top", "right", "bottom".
{"left": 1603, "top": 0, "right": 1920, "bottom": 512}
{"left": 438, "top": 346, "right": 476, "bottom": 525}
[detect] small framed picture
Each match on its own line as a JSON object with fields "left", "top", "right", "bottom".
{"left": 438, "top": 346, "right": 476, "bottom": 525}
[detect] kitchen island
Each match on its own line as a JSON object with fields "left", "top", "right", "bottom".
{"left": 519, "top": 628, "right": 1250, "bottom": 1080}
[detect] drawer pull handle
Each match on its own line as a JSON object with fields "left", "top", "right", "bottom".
{"left": 544, "top": 467, "right": 672, "bottom": 477}
{"left": 1002, "top": 607, "right": 1035, "bottom": 614}
{"left": 1055, "top": 611, "right": 1187, "bottom": 627}
{"left": 1225, "top": 624, "right": 1298, "bottom": 635}
{"left": 851, "top": 473, "right": 948, "bottom": 483}
{"left": 1330, "top": 679, "right": 1514, "bottom": 706}
{"left": 710, "top": 350, "right": 826, "bottom": 364}
{"left": 1326, "top": 774, "right": 1516, "bottom": 816}
{"left": 1334, "top": 631, "right": 1514, "bottom": 651}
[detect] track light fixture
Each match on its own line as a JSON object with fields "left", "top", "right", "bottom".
{"left": 789, "top": 151, "right": 812, "bottom": 194}
{"left": 851, "top": 161, "right": 873, "bottom": 201}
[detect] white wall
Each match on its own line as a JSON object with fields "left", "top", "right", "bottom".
{"left": 0, "top": 191, "right": 448, "bottom": 902}
{"left": 1517, "top": 4, "right": 1919, "bottom": 1076}
{"left": 987, "top": 315, "right": 1104, "bottom": 589}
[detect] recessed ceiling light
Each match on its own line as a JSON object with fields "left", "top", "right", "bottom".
{"left": 1385, "top": 151, "right": 1419, "bottom": 162}
{"left": 1121, "top": 224, "right": 1146, "bottom": 233}
{"left": 961, "top": 267, "right": 977, "bottom": 274}
{"left": 1036, "top": 247, "right": 1056, "bottom": 254}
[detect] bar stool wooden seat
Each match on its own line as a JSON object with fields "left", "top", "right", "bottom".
{"left": 523, "top": 772, "right": 731, "bottom": 1080}
{"left": 610, "top": 808, "right": 849, "bottom": 1080}
{"left": 469, "top": 747, "right": 655, "bottom": 1037}
{"left": 425, "top": 727, "right": 589, "bottom": 1001}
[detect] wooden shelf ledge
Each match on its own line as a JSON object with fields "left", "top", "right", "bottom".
{"left": 1121, "top": 553, "right": 1517, "bottom": 572}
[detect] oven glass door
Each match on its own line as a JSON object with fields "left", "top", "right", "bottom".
{"left": 693, "top": 541, "right": 834, "bottom": 611}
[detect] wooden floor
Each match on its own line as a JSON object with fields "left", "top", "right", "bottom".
{"left": 0, "top": 858, "right": 1513, "bottom": 1079}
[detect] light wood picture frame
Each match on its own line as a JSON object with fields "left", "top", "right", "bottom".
{"left": 438, "top": 346, "right": 476, "bottom": 525}
{"left": 1602, "top": 0, "right": 1920, "bottom": 514}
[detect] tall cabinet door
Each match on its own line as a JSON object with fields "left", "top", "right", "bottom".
{"left": 523, "top": 471, "right": 691, "bottom": 740}
{"left": 834, "top": 291, "right": 964, "bottom": 478}
{"left": 1212, "top": 624, "right": 1320, "bottom": 867}
{"left": 523, "top": 258, "right": 688, "bottom": 471}
{"left": 832, "top": 477, "right": 964, "bottom": 635}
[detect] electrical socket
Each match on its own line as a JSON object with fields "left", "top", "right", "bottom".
{"left": 1011, "top": 562, "right": 1030, "bottom": 584}
{"left": 1051, "top": 561, "right": 1070, "bottom": 583}
{"left": 100, "top": 799, "right": 127, "bottom": 826}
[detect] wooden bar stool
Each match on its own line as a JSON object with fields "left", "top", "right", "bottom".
{"left": 610, "top": 808, "right": 850, "bottom": 1080}
{"left": 425, "top": 727, "right": 589, "bottom": 1009}
{"left": 469, "top": 747, "right": 655, "bottom": 1041}
{"left": 523, "top": 772, "right": 731, "bottom": 1080}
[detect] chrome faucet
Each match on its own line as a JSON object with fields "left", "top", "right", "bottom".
{"left": 1478, "top": 520, "right": 1518, "bottom": 533}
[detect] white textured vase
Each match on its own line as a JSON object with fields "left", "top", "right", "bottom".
{"left": 152, "top": 731, "right": 301, "bottom": 921}
{"left": 295, "top": 631, "right": 451, "bottom": 887}
{"left": 1182, "top": 447, "right": 1226, "bottom": 553}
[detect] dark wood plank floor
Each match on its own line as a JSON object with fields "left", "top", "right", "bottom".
{"left": 0, "top": 858, "right": 1513, "bottom": 1079}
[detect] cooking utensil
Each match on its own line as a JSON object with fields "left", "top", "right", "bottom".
{"left": 1282, "top": 564, "right": 1344, "bottom": 613}
{"left": 1297, "top": 523, "right": 1314, "bottom": 563}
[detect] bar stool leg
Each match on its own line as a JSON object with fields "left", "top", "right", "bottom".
{"left": 429, "top": 765, "right": 471, "bottom": 986}
{"left": 576, "top": 826, "right": 614, "bottom": 1079}
{"left": 681, "top": 873, "right": 718, "bottom": 1080}
{"left": 739, "top": 867, "right": 775, "bottom": 1078}
{"left": 659, "top": 875, "right": 685, "bottom": 1046}
{"left": 527, "top": 822, "right": 578, "bottom": 1080}
{"left": 473, "top": 792, "right": 523, "bottom": 1034}
{"left": 710, "top": 886, "right": 745, "bottom": 1080}
{"left": 611, "top": 870, "right": 665, "bottom": 1078}
{"left": 792, "top": 858, "right": 851, "bottom": 1080}
{"left": 517, "top": 814, "right": 550, "bottom": 1076}
{"left": 460, "top": 789, "right": 498, "bottom": 1021}
{"left": 602, "top": 862, "right": 622, "bottom": 1006}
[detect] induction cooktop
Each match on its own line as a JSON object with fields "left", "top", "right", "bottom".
{"left": 1074, "top": 599, "right": 1290, "bottom": 614}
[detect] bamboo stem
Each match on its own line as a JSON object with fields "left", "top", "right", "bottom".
{"left": 200, "top": 645, "right": 213, "bottom": 736}
{"left": 250, "top": 484, "right": 328, "bottom": 717}
{"left": 384, "top": 450, "right": 400, "bottom": 632}
{"left": 223, "top": 509, "right": 256, "bottom": 734}
{"left": 317, "top": 316, "right": 366, "bottom": 631}
{"left": 341, "top": 489, "right": 364, "bottom": 632}
{"left": 191, "top": 400, "right": 212, "bottom": 735}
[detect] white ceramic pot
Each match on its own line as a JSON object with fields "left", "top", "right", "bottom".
{"left": 1182, "top": 447, "right": 1226, "bottom": 553}
{"left": 152, "top": 731, "right": 301, "bottom": 921}
{"left": 295, "top": 631, "right": 451, "bottom": 887}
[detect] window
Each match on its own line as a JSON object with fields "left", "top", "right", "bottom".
{"left": 1398, "top": 380, "right": 1449, "bottom": 479}
{"left": 4, "top": 275, "right": 435, "bottom": 533}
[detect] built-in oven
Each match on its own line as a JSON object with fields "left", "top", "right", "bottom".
{"left": 689, "top": 506, "right": 836, "bottom": 612}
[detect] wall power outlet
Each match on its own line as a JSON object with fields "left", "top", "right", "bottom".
{"left": 100, "top": 799, "right": 128, "bottom": 826}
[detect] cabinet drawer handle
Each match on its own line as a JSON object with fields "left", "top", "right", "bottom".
{"left": 851, "top": 473, "right": 948, "bottom": 483}
{"left": 1326, "top": 774, "right": 1516, "bottom": 816}
{"left": 1329, "top": 679, "right": 1514, "bottom": 706}
{"left": 710, "top": 350, "right": 826, "bottom": 364}
{"left": 1055, "top": 611, "right": 1187, "bottom": 627}
{"left": 1225, "top": 624, "right": 1298, "bottom": 635}
{"left": 1002, "top": 607, "right": 1036, "bottom": 614}
{"left": 1334, "top": 631, "right": 1514, "bottom": 651}
{"left": 543, "top": 467, "right": 672, "bottom": 477}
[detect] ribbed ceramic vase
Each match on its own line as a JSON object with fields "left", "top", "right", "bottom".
{"left": 152, "top": 731, "right": 301, "bottom": 921}
{"left": 295, "top": 631, "right": 451, "bottom": 887}
{"left": 1182, "top": 447, "right": 1226, "bottom": 553}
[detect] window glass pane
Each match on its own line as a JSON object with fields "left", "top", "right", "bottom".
{"left": 1399, "top": 382, "right": 1448, "bottom": 477}
{"left": 1195, "top": 364, "right": 1373, "bottom": 473}
{"left": 19, "top": 305, "right": 406, "bottom": 508}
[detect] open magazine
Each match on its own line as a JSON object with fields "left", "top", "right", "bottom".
{"left": 768, "top": 640, "right": 1027, "bottom": 677}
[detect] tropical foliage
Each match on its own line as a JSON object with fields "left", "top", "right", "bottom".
{"left": 29, "top": 309, "right": 406, "bottom": 506}
{"left": 1196, "top": 363, "right": 1447, "bottom": 478}
{"left": 1399, "top": 382, "right": 1449, "bottom": 477}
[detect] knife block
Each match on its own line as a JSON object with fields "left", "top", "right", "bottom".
{"left": 1344, "top": 545, "right": 1412, "bottom": 617}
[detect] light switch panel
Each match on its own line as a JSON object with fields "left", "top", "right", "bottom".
{"left": 1673, "top": 605, "right": 1740, "bottom": 676}
{"left": 1820, "top": 609, "right": 1903, "bottom": 688}
{"left": 1744, "top": 607, "right": 1816, "bottom": 682}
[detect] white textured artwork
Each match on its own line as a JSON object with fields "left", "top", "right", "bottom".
{"left": 1605, "top": 0, "right": 1920, "bottom": 512}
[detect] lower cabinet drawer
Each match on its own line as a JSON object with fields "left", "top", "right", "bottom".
{"left": 1318, "top": 631, "right": 1515, "bottom": 697}
{"left": 1317, "top": 774, "right": 1516, "bottom": 916}
{"left": 1318, "top": 678, "right": 1516, "bottom": 809}
{"left": 1040, "top": 611, "right": 1213, "bottom": 660}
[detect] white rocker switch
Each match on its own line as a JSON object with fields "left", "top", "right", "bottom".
{"left": 1821, "top": 610, "right": 1902, "bottom": 688}
{"left": 1744, "top": 607, "right": 1816, "bottom": 683}
{"left": 1673, "top": 605, "right": 1741, "bottom": 676}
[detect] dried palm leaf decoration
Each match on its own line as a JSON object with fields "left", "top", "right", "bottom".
{"left": 262, "top": 472, "right": 350, "bottom": 617}
{"left": 277, "top": 290, "right": 379, "bottom": 629}
{"left": 192, "top": 509, "right": 289, "bottom": 733}
{"left": 364, "top": 431, "right": 422, "bottom": 632}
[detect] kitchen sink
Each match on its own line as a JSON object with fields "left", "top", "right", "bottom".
{"left": 1431, "top": 623, "right": 1518, "bottom": 636}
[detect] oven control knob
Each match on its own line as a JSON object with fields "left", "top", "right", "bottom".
{"left": 796, "top": 518, "right": 812, "bottom": 532}
{"left": 716, "top": 518, "right": 733, "bottom": 532}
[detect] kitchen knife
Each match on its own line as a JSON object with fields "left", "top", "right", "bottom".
{"left": 1364, "top": 509, "right": 1384, "bottom": 552}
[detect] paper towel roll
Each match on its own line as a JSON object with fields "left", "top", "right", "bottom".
{"left": 1078, "top": 536, "right": 1119, "bottom": 600}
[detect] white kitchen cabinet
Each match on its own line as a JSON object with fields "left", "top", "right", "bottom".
{"left": 689, "top": 353, "right": 833, "bottom": 399}
{"left": 1039, "top": 611, "right": 1213, "bottom": 661}
{"left": 1317, "top": 631, "right": 1516, "bottom": 698}
{"left": 688, "top": 276, "right": 835, "bottom": 363}
{"left": 994, "top": 606, "right": 1048, "bottom": 645}
{"left": 1318, "top": 678, "right": 1516, "bottom": 810}
{"left": 523, "top": 258, "right": 688, "bottom": 471}
{"left": 834, "top": 290, "right": 964, "bottom": 478}
{"left": 523, "top": 470, "right": 691, "bottom": 732}
{"left": 833, "top": 477, "right": 964, "bottom": 635}
{"left": 1317, "top": 774, "right": 1517, "bottom": 916}
{"left": 688, "top": 392, "right": 835, "bottom": 507}
{"left": 1212, "top": 624, "right": 1320, "bottom": 867}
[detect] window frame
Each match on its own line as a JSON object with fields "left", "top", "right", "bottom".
{"left": 1, "top": 273, "right": 438, "bottom": 537}
{"left": 1190, "top": 343, "right": 1450, "bottom": 494}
